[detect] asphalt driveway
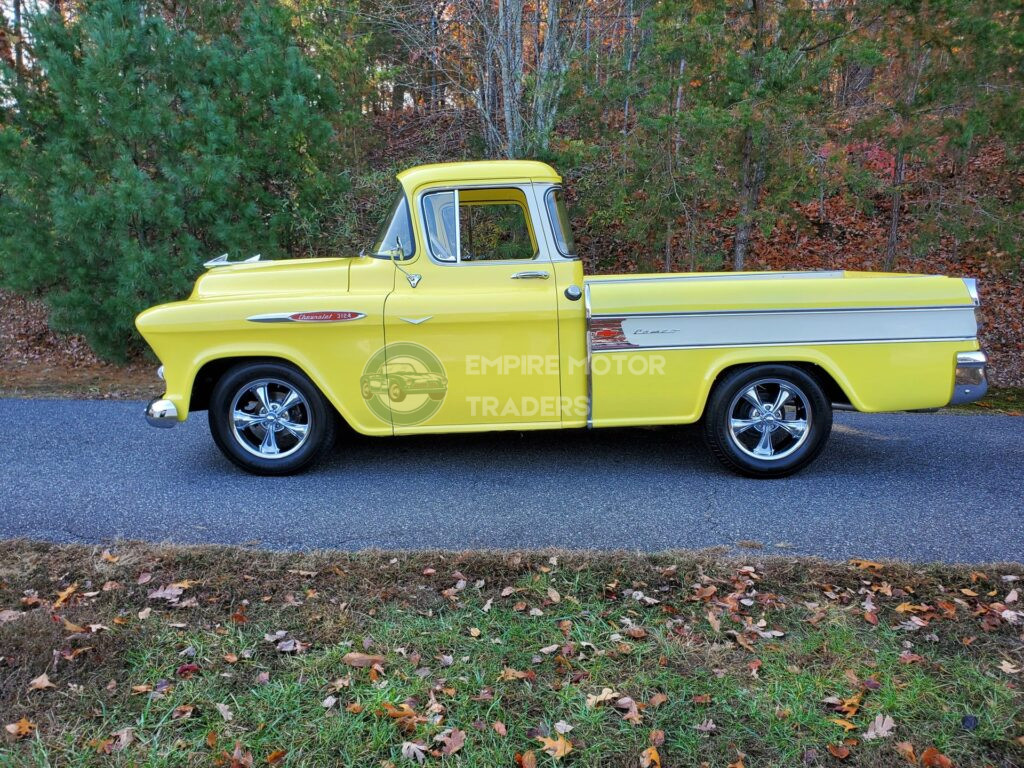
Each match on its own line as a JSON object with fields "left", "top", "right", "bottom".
{"left": 0, "top": 399, "right": 1021, "bottom": 563}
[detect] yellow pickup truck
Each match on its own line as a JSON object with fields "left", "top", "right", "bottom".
{"left": 136, "top": 160, "right": 987, "bottom": 478}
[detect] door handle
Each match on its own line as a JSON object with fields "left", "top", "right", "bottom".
{"left": 511, "top": 271, "right": 550, "bottom": 280}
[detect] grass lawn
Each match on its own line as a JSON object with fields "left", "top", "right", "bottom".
{"left": 0, "top": 542, "right": 1022, "bottom": 767}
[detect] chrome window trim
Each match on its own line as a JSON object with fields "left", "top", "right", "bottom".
{"left": 416, "top": 183, "right": 549, "bottom": 267}
{"left": 543, "top": 185, "right": 578, "bottom": 260}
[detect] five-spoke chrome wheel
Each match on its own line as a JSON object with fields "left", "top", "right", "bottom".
{"left": 209, "top": 362, "right": 337, "bottom": 475}
{"left": 703, "top": 364, "right": 832, "bottom": 478}
{"left": 726, "top": 378, "right": 811, "bottom": 461}
{"left": 230, "top": 378, "right": 311, "bottom": 459}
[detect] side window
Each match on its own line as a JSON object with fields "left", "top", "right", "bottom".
{"left": 544, "top": 187, "right": 577, "bottom": 257}
{"left": 422, "top": 190, "right": 458, "bottom": 262}
{"left": 422, "top": 187, "right": 538, "bottom": 263}
{"left": 372, "top": 192, "right": 415, "bottom": 260}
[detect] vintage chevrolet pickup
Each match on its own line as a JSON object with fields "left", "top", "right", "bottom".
{"left": 136, "top": 160, "right": 988, "bottom": 477}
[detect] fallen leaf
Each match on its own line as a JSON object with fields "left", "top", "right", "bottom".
{"left": 53, "top": 583, "right": 78, "bottom": 609}
{"left": 894, "top": 741, "right": 917, "bottom": 764}
{"left": 536, "top": 734, "right": 573, "bottom": 760}
{"left": 493, "top": 721, "right": 507, "bottom": 736}
{"left": 345, "top": 702, "right": 363, "bottom": 714}
{"left": 230, "top": 741, "right": 253, "bottom": 768}
{"left": 28, "top": 673, "right": 55, "bottom": 691}
{"left": 649, "top": 729, "right": 665, "bottom": 746}
{"left": 101, "top": 550, "right": 119, "bottom": 563}
{"left": 342, "top": 652, "right": 385, "bottom": 668}
{"left": 639, "top": 746, "right": 661, "bottom": 767}
{"left": 171, "top": 704, "right": 194, "bottom": 720}
{"left": 436, "top": 728, "right": 466, "bottom": 756}
{"left": 849, "top": 559, "right": 883, "bottom": 572}
{"left": 519, "top": 750, "right": 538, "bottom": 768}
{"left": 899, "top": 651, "right": 924, "bottom": 664}
{"left": 5, "top": 718, "right": 36, "bottom": 739}
{"left": 401, "top": 740, "right": 427, "bottom": 764}
{"left": 692, "top": 693, "right": 712, "bottom": 704}
{"left": 224, "top": 653, "right": 238, "bottom": 664}
{"left": 554, "top": 720, "right": 573, "bottom": 734}
{"left": 176, "top": 663, "right": 200, "bottom": 679}
{"left": 267, "top": 749, "right": 288, "bottom": 764}
{"left": 547, "top": 586, "right": 561, "bottom": 604}
{"left": 999, "top": 660, "right": 1021, "bottom": 674}
{"left": 695, "top": 718, "right": 716, "bottom": 733}
{"left": 863, "top": 714, "right": 895, "bottom": 740}
{"left": 216, "top": 703, "right": 234, "bottom": 722}
{"left": 830, "top": 718, "right": 857, "bottom": 732}
{"left": 827, "top": 744, "right": 850, "bottom": 759}
{"left": 648, "top": 692, "right": 668, "bottom": 708}
{"left": 586, "top": 687, "right": 619, "bottom": 707}
{"left": 920, "top": 746, "right": 953, "bottom": 767}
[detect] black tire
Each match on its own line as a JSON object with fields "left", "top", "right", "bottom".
{"left": 702, "top": 364, "right": 832, "bottom": 478}
{"left": 208, "top": 361, "right": 337, "bottom": 476}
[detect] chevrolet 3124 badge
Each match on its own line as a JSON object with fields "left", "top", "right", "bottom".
{"left": 136, "top": 161, "right": 988, "bottom": 478}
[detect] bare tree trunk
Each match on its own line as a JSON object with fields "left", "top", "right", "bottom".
{"left": 732, "top": 126, "right": 765, "bottom": 270}
{"left": 884, "top": 149, "right": 905, "bottom": 270}
{"left": 13, "top": 0, "right": 23, "bottom": 80}
{"left": 673, "top": 57, "right": 686, "bottom": 159}
{"left": 731, "top": 0, "right": 767, "bottom": 271}
{"left": 497, "top": 0, "right": 525, "bottom": 157}
{"left": 664, "top": 221, "right": 673, "bottom": 272}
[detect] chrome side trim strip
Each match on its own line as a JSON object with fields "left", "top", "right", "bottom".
{"left": 585, "top": 270, "right": 845, "bottom": 285}
{"left": 584, "top": 282, "right": 593, "bottom": 429}
{"left": 247, "top": 311, "right": 366, "bottom": 323}
{"left": 589, "top": 304, "right": 975, "bottom": 320}
{"left": 589, "top": 305, "right": 976, "bottom": 351}
{"left": 591, "top": 336, "right": 977, "bottom": 353}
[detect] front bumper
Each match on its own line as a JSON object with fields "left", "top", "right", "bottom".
{"left": 145, "top": 398, "right": 179, "bottom": 428}
{"left": 949, "top": 351, "right": 988, "bottom": 405}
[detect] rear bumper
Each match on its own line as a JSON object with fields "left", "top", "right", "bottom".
{"left": 145, "top": 398, "right": 179, "bottom": 428}
{"left": 949, "top": 351, "right": 988, "bottom": 405}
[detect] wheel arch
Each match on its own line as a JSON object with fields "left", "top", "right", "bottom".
{"left": 703, "top": 359, "right": 853, "bottom": 419}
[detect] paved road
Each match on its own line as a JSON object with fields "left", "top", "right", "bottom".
{"left": 1, "top": 399, "right": 1021, "bottom": 563}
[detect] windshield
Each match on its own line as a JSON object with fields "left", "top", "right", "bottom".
{"left": 545, "top": 187, "right": 577, "bottom": 257}
{"left": 372, "top": 192, "right": 416, "bottom": 260}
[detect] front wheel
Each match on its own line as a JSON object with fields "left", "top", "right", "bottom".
{"left": 208, "top": 362, "right": 337, "bottom": 476}
{"left": 703, "top": 365, "right": 832, "bottom": 478}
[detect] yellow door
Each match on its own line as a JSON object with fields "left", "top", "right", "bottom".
{"left": 380, "top": 186, "right": 562, "bottom": 433}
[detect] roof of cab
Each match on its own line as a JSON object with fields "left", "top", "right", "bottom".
{"left": 396, "top": 160, "right": 561, "bottom": 192}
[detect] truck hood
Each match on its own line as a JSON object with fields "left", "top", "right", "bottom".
{"left": 191, "top": 258, "right": 351, "bottom": 300}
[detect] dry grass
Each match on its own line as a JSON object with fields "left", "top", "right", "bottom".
{"left": 1, "top": 541, "right": 1022, "bottom": 766}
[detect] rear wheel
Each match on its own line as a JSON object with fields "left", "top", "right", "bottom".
{"left": 703, "top": 365, "right": 832, "bottom": 478}
{"left": 208, "top": 362, "right": 337, "bottom": 476}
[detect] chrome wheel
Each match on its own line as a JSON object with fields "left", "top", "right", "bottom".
{"left": 726, "top": 378, "right": 811, "bottom": 461}
{"left": 229, "top": 378, "right": 311, "bottom": 459}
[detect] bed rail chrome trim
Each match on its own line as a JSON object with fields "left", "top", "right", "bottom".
{"left": 589, "top": 304, "right": 976, "bottom": 321}
{"left": 585, "top": 270, "right": 845, "bottom": 285}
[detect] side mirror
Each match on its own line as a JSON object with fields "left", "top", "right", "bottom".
{"left": 390, "top": 235, "right": 421, "bottom": 288}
